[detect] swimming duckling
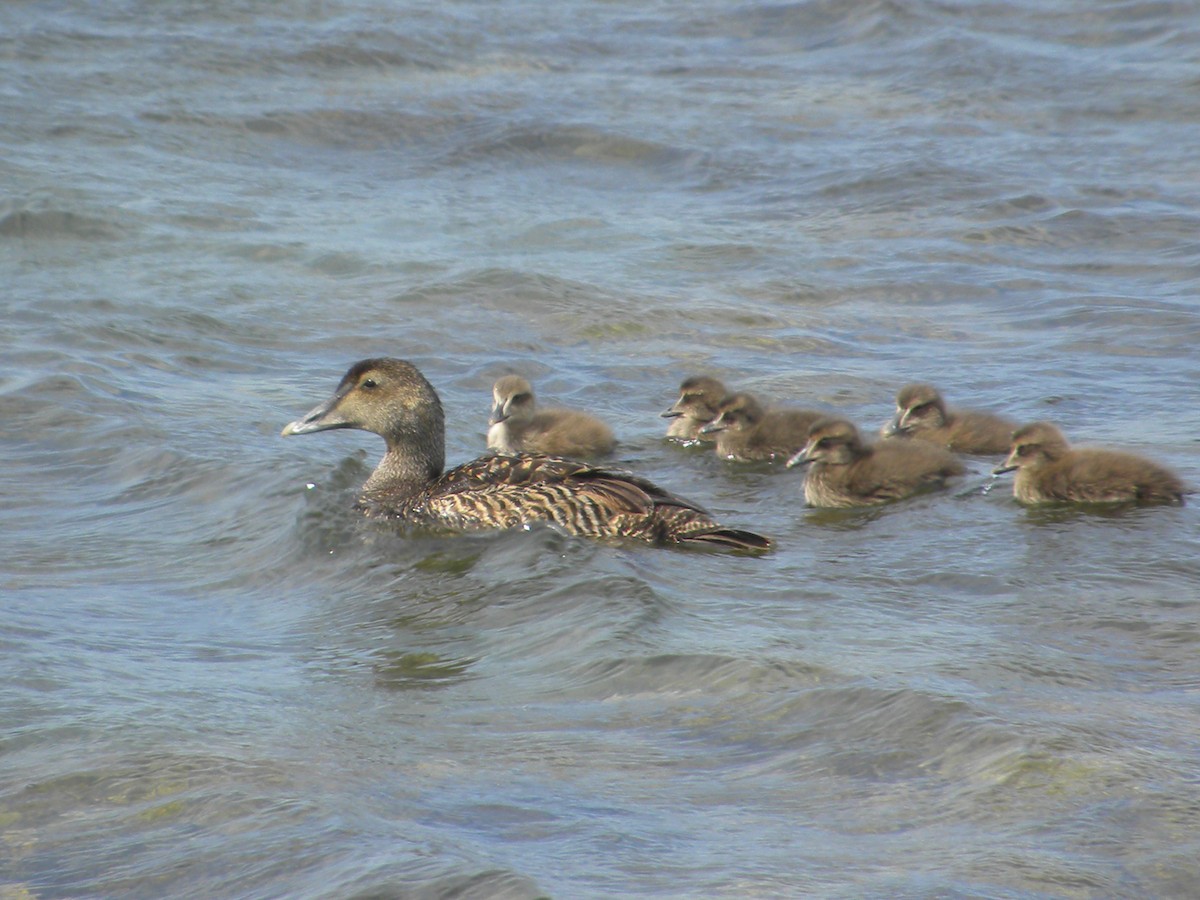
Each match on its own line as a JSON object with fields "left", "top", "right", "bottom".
{"left": 487, "top": 375, "right": 615, "bottom": 459}
{"left": 699, "top": 393, "right": 824, "bottom": 462}
{"left": 282, "top": 359, "right": 770, "bottom": 550}
{"left": 661, "top": 376, "right": 727, "bottom": 442}
{"left": 993, "top": 421, "right": 1185, "bottom": 506}
{"left": 787, "top": 417, "right": 966, "bottom": 508}
{"left": 884, "top": 383, "right": 1016, "bottom": 455}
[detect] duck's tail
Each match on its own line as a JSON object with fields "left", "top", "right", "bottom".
{"left": 682, "top": 528, "right": 772, "bottom": 553}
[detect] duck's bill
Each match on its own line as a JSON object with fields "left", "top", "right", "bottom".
{"left": 660, "top": 407, "right": 683, "bottom": 418}
{"left": 785, "top": 449, "right": 812, "bottom": 469}
{"left": 992, "top": 462, "right": 1017, "bottom": 475}
{"left": 281, "top": 397, "right": 350, "bottom": 436}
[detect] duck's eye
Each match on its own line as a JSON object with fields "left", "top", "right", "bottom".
{"left": 1017, "top": 444, "right": 1033, "bottom": 456}
{"left": 816, "top": 437, "right": 831, "bottom": 449}
{"left": 513, "top": 392, "right": 532, "bottom": 404}
{"left": 361, "top": 378, "right": 378, "bottom": 390}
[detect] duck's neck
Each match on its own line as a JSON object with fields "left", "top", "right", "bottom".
{"left": 829, "top": 444, "right": 870, "bottom": 468}
{"left": 486, "top": 420, "right": 514, "bottom": 454}
{"left": 363, "top": 431, "right": 445, "bottom": 496}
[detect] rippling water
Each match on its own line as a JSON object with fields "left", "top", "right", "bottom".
{"left": 4, "top": 1, "right": 1200, "bottom": 896}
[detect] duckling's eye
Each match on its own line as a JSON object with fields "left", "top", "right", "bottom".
{"left": 1017, "top": 444, "right": 1034, "bottom": 456}
{"left": 361, "top": 378, "right": 379, "bottom": 390}
{"left": 513, "top": 392, "right": 532, "bottom": 404}
{"left": 816, "top": 437, "right": 832, "bottom": 448}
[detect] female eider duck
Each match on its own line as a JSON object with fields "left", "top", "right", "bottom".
{"left": 884, "top": 383, "right": 1016, "bottom": 455}
{"left": 487, "top": 375, "right": 616, "bottom": 459}
{"left": 661, "top": 376, "right": 727, "bottom": 442}
{"left": 282, "top": 359, "right": 770, "bottom": 550}
{"left": 700, "top": 392, "right": 824, "bottom": 462}
{"left": 787, "top": 417, "right": 965, "bottom": 508}
{"left": 993, "top": 421, "right": 1185, "bottom": 506}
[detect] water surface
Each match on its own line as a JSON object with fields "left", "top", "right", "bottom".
{"left": 3, "top": 0, "right": 1200, "bottom": 896}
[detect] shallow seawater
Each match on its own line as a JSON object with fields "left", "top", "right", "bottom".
{"left": 4, "top": 0, "right": 1200, "bottom": 896}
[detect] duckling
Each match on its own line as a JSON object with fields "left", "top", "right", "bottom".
{"left": 282, "top": 359, "right": 771, "bottom": 550}
{"left": 661, "top": 376, "right": 727, "bottom": 442}
{"left": 884, "top": 383, "right": 1016, "bottom": 455}
{"left": 993, "top": 421, "right": 1185, "bottom": 505}
{"left": 699, "top": 393, "right": 824, "bottom": 462}
{"left": 787, "top": 417, "right": 965, "bottom": 508}
{"left": 487, "top": 375, "right": 615, "bottom": 459}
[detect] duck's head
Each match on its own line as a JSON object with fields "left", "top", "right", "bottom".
{"left": 662, "top": 376, "right": 726, "bottom": 421}
{"left": 282, "top": 358, "right": 445, "bottom": 456}
{"left": 787, "top": 418, "right": 863, "bottom": 468}
{"left": 885, "top": 382, "right": 947, "bottom": 437}
{"left": 700, "top": 392, "right": 763, "bottom": 435}
{"left": 993, "top": 421, "right": 1068, "bottom": 475}
{"left": 490, "top": 375, "right": 536, "bottom": 427}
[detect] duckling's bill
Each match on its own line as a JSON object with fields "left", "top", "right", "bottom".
{"left": 785, "top": 447, "right": 812, "bottom": 468}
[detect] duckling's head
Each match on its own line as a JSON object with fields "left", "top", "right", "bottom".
{"left": 993, "top": 421, "right": 1068, "bottom": 475}
{"left": 662, "top": 376, "right": 726, "bottom": 421}
{"left": 699, "top": 392, "right": 764, "bottom": 435}
{"left": 282, "top": 358, "right": 445, "bottom": 459}
{"left": 787, "top": 418, "right": 863, "bottom": 468}
{"left": 490, "top": 375, "right": 536, "bottom": 427}
{"left": 886, "top": 382, "right": 947, "bottom": 436}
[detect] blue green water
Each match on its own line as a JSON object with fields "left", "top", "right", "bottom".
{"left": 3, "top": 1, "right": 1199, "bottom": 896}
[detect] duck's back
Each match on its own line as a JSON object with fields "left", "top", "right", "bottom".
{"left": 368, "top": 453, "right": 768, "bottom": 548}
{"left": 934, "top": 410, "right": 1015, "bottom": 455}
{"left": 1018, "top": 449, "right": 1185, "bottom": 505}
{"left": 825, "top": 441, "right": 964, "bottom": 506}
{"left": 751, "top": 409, "right": 824, "bottom": 457}
{"left": 720, "top": 409, "right": 823, "bottom": 461}
{"left": 522, "top": 408, "right": 616, "bottom": 457}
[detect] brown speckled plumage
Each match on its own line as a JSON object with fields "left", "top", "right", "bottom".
{"left": 993, "top": 421, "right": 1185, "bottom": 506}
{"left": 283, "top": 359, "right": 770, "bottom": 550}
{"left": 487, "top": 375, "right": 615, "bottom": 459}
{"left": 700, "top": 392, "right": 823, "bottom": 462}
{"left": 788, "top": 417, "right": 965, "bottom": 508}
{"left": 885, "top": 383, "right": 1016, "bottom": 455}
{"left": 661, "top": 376, "right": 727, "bottom": 442}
